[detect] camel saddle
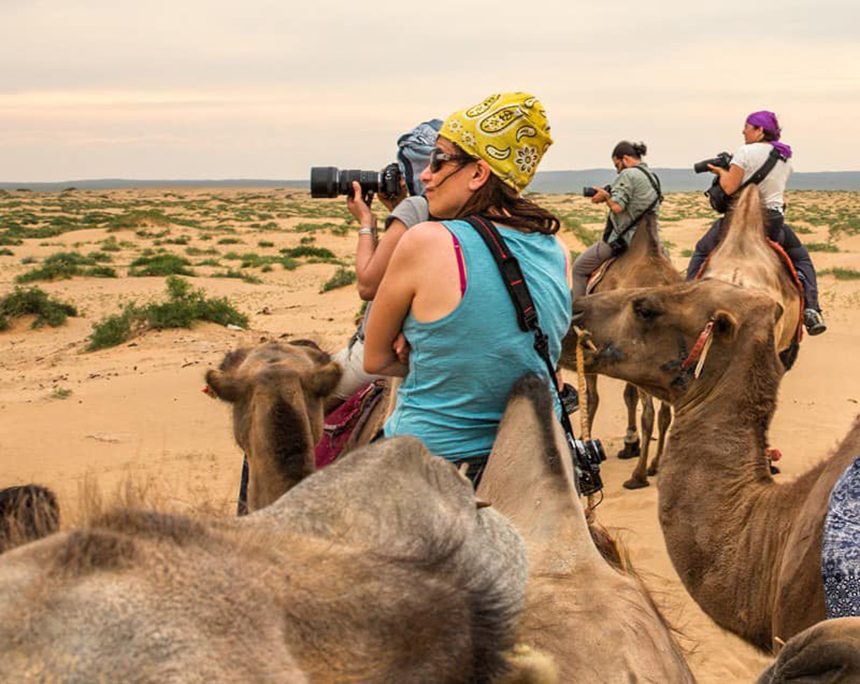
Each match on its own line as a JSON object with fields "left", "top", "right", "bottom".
{"left": 315, "top": 380, "right": 387, "bottom": 469}
{"left": 585, "top": 257, "right": 618, "bottom": 295}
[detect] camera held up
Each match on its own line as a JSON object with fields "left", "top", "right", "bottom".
{"left": 693, "top": 152, "right": 732, "bottom": 174}
{"left": 583, "top": 184, "right": 612, "bottom": 198}
{"left": 310, "top": 164, "right": 401, "bottom": 203}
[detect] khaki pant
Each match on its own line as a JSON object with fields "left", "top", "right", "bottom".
{"left": 572, "top": 241, "right": 614, "bottom": 298}
{"left": 331, "top": 337, "right": 384, "bottom": 401}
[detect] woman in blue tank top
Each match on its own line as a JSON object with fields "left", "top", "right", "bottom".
{"left": 362, "top": 92, "right": 571, "bottom": 486}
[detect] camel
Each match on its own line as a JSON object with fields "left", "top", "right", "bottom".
{"left": 562, "top": 213, "right": 680, "bottom": 490}
{"left": 694, "top": 185, "right": 804, "bottom": 369}
{"left": 0, "top": 436, "right": 542, "bottom": 682}
{"left": 478, "top": 375, "right": 695, "bottom": 682}
{"left": 568, "top": 278, "right": 860, "bottom": 649}
{"left": 205, "top": 339, "right": 391, "bottom": 512}
{"left": 757, "top": 617, "right": 860, "bottom": 683}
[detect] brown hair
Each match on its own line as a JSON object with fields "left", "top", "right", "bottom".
{"left": 612, "top": 140, "right": 647, "bottom": 159}
{"left": 451, "top": 145, "right": 560, "bottom": 235}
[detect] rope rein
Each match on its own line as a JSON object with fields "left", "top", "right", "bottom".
{"left": 572, "top": 326, "right": 601, "bottom": 517}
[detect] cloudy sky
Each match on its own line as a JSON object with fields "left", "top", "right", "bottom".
{"left": 2, "top": 0, "right": 857, "bottom": 180}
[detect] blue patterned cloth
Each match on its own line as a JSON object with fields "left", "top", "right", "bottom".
{"left": 821, "top": 454, "right": 860, "bottom": 618}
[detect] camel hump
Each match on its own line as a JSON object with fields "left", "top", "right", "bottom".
{"left": 722, "top": 185, "right": 769, "bottom": 247}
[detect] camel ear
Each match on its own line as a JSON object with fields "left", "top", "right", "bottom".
{"left": 772, "top": 301, "right": 785, "bottom": 325}
{"left": 205, "top": 369, "right": 249, "bottom": 403}
{"left": 302, "top": 361, "right": 342, "bottom": 397}
{"left": 712, "top": 309, "right": 738, "bottom": 343}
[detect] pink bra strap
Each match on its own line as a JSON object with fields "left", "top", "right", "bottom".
{"left": 451, "top": 233, "right": 466, "bottom": 297}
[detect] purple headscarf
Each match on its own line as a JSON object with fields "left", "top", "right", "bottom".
{"left": 746, "top": 110, "right": 792, "bottom": 159}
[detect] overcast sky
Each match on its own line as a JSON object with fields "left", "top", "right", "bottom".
{"left": 2, "top": 0, "right": 857, "bottom": 180}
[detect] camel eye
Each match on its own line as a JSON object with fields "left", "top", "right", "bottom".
{"left": 633, "top": 300, "right": 660, "bottom": 321}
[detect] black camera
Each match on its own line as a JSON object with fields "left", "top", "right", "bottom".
{"left": 693, "top": 152, "right": 732, "bottom": 174}
{"left": 310, "top": 163, "right": 401, "bottom": 201}
{"left": 583, "top": 184, "right": 612, "bottom": 198}
{"left": 569, "top": 436, "right": 606, "bottom": 496}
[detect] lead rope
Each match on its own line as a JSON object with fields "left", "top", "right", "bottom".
{"left": 573, "top": 326, "right": 600, "bottom": 521}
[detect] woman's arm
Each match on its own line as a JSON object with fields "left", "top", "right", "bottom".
{"left": 363, "top": 228, "right": 424, "bottom": 377}
{"left": 711, "top": 163, "right": 745, "bottom": 195}
{"left": 355, "top": 219, "right": 407, "bottom": 300}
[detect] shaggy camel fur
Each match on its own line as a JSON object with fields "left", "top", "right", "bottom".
{"left": 0, "top": 437, "right": 538, "bottom": 683}
{"left": 0, "top": 485, "right": 58, "bottom": 554}
{"left": 758, "top": 617, "right": 860, "bottom": 683}
{"left": 478, "top": 376, "right": 695, "bottom": 683}
{"left": 570, "top": 279, "right": 860, "bottom": 649}
{"left": 695, "top": 185, "right": 803, "bottom": 368}
{"left": 562, "top": 213, "right": 680, "bottom": 489}
{"left": 206, "top": 340, "right": 393, "bottom": 513}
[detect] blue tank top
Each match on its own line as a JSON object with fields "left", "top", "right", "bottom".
{"left": 384, "top": 219, "right": 571, "bottom": 461}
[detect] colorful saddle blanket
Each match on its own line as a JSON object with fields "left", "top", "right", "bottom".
{"left": 314, "top": 380, "right": 387, "bottom": 469}
{"left": 821, "top": 453, "right": 860, "bottom": 618}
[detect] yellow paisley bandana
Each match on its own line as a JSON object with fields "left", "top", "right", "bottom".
{"left": 439, "top": 92, "right": 552, "bottom": 193}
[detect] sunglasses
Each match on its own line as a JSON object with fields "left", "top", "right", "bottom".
{"left": 428, "top": 147, "right": 475, "bottom": 173}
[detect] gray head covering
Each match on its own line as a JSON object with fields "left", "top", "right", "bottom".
{"left": 396, "top": 119, "right": 443, "bottom": 196}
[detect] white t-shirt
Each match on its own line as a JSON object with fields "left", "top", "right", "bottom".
{"left": 731, "top": 142, "right": 792, "bottom": 213}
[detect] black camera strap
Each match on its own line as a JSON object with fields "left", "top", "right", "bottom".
{"left": 610, "top": 165, "right": 663, "bottom": 244}
{"left": 739, "top": 147, "right": 783, "bottom": 192}
{"left": 464, "top": 215, "right": 603, "bottom": 496}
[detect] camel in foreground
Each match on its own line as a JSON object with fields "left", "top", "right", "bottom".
{"left": 569, "top": 279, "right": 860, "bottom": 649}
{"left": 694, "top": 185, "right": 804, "bottom": 368}
{"left": 562, "top": 213, "right": 680, "bottom": 489}
{"left": 758, "top": 617, "right": 860, "bottom": 683}
{"left": 479, "top": 376, "right": 695, "bottom": 682}
{"left": 0, "top": 436, "right": 536, "bottom": 682}
{"left": 206, "top": 339, "right": 390, "bottom": 512}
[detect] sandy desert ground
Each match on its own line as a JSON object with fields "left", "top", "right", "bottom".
{"left": 1, "top": 187, "right": 859, "bottom": 682}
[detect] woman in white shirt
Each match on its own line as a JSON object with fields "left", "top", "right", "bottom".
{"left": 686, "top": 111, "right": 825, "bottom": 335}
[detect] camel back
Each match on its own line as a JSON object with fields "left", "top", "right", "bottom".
{"left": 698, "top": 185, "right": 802, "bottom": 355}
{"left": 593, "top": 213, "right": 681, "bottom": 293}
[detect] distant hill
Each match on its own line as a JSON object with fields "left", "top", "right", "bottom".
{"left": 2, "top": 171, "right": 860, "bottom": 193}
{"left": 527, "top": 169, "right": 860, "bottom": 193}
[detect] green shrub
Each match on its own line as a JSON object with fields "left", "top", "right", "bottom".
{"left": 128, "top": 254, "right": 195, "bottom": 277}
{"left": 805, "top": 242, "right": 839, "bottom": 253}
{"left": 100, "top": 237, "right": 121, "bottom": 252}
{"left": 258, "top": 240, "right": 275, "bottom": 248}
{"left": 820, "top": 267, "right": 860, "bottom": 280}
{"left": 217, "top": 237, "right": 242, "bottom": 245}
{"left": 0, "top": 248, "right": 13, "bottom": 256}
{"left": 196, "top": 258, "right": 221, "bottom": 267}
{"left": 320, "top": 267, "right": 356, "bottom": 293}
{"left": 0, "top": 286, "right": 78, "bottom": 330}
{"left": 16, "top": 251, "right": 118, "bottom": 283}
{"left": 280, "top": 256, "right": 300, "bottom": 271}
{"left": 681, "top": 249, "right": 694, "bottom": 258}
{"left": 281, "top": 245, "right": 336, "bottom": 259}
{"left": 211, "top": 269, "right": 262, "bottom": 284}
{"left": 87, "top": 276, "right": 247, "bottom": 351}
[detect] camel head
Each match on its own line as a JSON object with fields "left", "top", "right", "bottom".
{"left": 206, "top": 340, "right": 342, "bottom": 511}
{"left": 757, "top": 618, "right": 860, "bottom": 683}
{"left": 567, "top": 279, "right": 785, "bottom": 406}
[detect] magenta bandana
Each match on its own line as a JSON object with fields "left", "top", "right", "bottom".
{"left": 746, "top": 110, "right": 792, "bottom": 159}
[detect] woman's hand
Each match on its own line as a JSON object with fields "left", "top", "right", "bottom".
{"left": 393, "top": 333, "right": 411, "bottom": 365}
{"left": 590, "top": 186, "right": 610, "bottom": 204}
{"left": 710, "top": 163, "right": 744, "bottom": 195}
{"left": 346, "top": 181, "right": 376, "bottom": 226}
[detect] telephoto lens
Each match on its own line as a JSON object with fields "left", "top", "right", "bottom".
{"left": 310, "top": 167, "right": 340, "bottom": 198}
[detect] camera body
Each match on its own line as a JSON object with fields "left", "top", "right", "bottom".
{"left": 583, "top": 184, "right": 612, "bottom": 198}
{"left": 310, "top": 163, "right": 402, "bottom": 199}
{"left": 693, "top": 152, "right": 732, "bottom": 174}
{"left": 569, "top": 436, "right": 606, "bottom": 496}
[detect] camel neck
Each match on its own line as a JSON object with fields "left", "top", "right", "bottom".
{"left": 659, "top": 335, "right": 815, "bottom": 647}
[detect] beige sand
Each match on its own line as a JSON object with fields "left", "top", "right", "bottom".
{"left": 1, "top": 187, "right": 858, "bottom": 681}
